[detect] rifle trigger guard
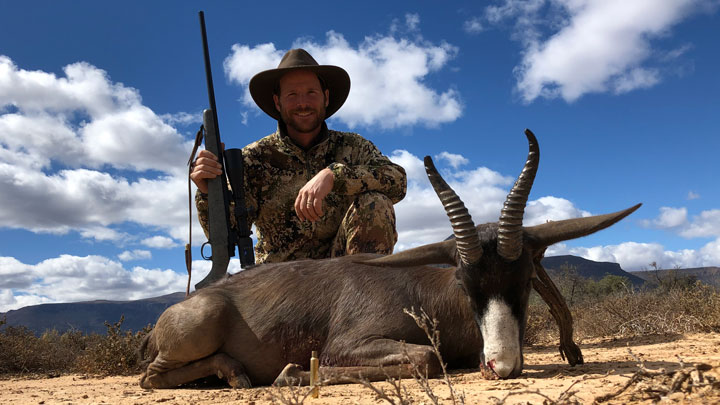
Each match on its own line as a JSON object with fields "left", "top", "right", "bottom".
{"left": 201, "top": 241, "right": 212, "bottom": 260}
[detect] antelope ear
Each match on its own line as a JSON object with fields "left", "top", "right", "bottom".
{"left": 359, "top": 240, "right": 457, "bottom": 267}
{"left": 525, "top": 203, "right": 641, "bottom": 248}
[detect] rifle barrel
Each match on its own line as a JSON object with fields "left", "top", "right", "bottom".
{"left": 199, "top": 11, "right": 221, "bottom": 144}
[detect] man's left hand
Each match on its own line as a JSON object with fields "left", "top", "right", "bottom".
{"left": 295, "top": 168, "right": 334, "bottom": 222}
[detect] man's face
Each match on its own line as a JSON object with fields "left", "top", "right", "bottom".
{"left": 273, "top": 70, "right": 329, "bottom": 136}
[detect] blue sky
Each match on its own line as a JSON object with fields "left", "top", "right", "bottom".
{"left": 1, "top": 0, "right": 719, "bottom": 311}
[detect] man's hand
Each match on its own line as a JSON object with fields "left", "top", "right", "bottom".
{"left": 295, "top": 168, "right": 334, "bottom": 222}
{"left": 190, "top": 149, "right": 223, "bottom": 194}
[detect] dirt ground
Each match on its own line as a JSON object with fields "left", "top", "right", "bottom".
{"left": 2, "top": 333, "right": 719, "bottom": 404}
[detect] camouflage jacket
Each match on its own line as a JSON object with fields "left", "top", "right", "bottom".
{"left": 196, "top": 122, "right": 407, "bottom": 263}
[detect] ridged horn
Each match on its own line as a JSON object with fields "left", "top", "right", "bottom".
{"left": 424, "top": 156, "right": 483, "bottom": 266}
{"left": 497, "top": 129, "right": 540, "bottom": 261}
{"left": 525, "top": 203, "right": 642, "bottom": 248}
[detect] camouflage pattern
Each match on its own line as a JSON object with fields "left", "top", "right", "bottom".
{"left": 196, "top": 122, "right": 406, "bottom": 263}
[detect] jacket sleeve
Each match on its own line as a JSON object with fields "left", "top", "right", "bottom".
{"left": 328, "top": 134, "right": 407, "bottom": 204}
{"left": 195, "top": 190, "right": 212, "bottom": 240}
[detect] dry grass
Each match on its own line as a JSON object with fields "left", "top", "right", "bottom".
{"left": 524, "top": 278, "right": 720, "bottom": 345}
{"left": 0, "top": 315, "right": 150, "bottom": 377}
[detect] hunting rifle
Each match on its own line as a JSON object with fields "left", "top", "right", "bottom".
{"left": 194, "top": 11, "right": 255, "bottom": 290}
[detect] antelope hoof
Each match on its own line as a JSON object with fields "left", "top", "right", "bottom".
{"left": 274, "top": 363, "right": 305, "bottom": 386}
{"left": 228, "top": 372, "right": 252, "bottom": 389}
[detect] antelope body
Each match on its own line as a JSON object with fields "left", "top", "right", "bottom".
{"left": 139, "top": 130, "right": 640, "bottom": 388}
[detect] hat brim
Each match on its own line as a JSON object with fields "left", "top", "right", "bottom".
{"left": 249, "top": 65, "right": 350, "bottom": 121}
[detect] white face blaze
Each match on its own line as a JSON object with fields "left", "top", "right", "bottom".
{"left": 478, "top": 297, "right": 522, "bottom": 378}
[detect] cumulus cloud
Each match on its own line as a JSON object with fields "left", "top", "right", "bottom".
{"left": 547, "top": 237, "right": 720, "bottom": 271}
{"left": 435, "top": 151, "right": 469, "bottom": 169}
{"left": 0, "top": 253, "right": 244, "bottom": 312}
{"left": 141, "top": 235, "right": 178, "bottom": 249}
{"left": 680, "top": 209, "right": 720, "bottom": 238}
{"left": 482, "top": 0, "right": 711, "bottom": 102}
{"left": 641, "top": 206, "right": 720, "bottom": 238}
{"left": 642, "top": 206, "right": 689, "bottom": 229}
{"left": 223, "top": 17, "right": 461, "bottom": 129}
{"left": 0, "top": 57, "right": 190, "bottom": 173}
{"left": 118, "top": 250, "right": 152, "bottom": 261}
{"left": 0, "top": 254, "right": 184, "bottom": 312}
{"left": 0, "top": 56, "right": 205, "bottom": 246}
{"left": 389, "top": 149, "right": 592, "bottom": 250}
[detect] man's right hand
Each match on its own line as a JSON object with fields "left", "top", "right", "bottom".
{"left": 190, "top": 149, "right": 223, "bottom": 194}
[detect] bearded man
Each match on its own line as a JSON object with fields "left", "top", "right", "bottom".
{"left": 191, "top": 49, "right": 407, "bottom": 263}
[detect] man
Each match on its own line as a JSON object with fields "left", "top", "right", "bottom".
{"left": 191, "top": 49, "right": 406, "bottom": 263}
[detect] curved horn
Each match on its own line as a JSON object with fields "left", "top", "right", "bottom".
{"left": 424, "top": 156, "right": 483, "bottom": 266}
{"left": 497, "top": 129, "right": 540, "bottom": 261}
{"left": 525, "top": 203, "right": 642, "bottom": 248}
{"left": 359, "top": 240, "right": 457, "bottom": 267}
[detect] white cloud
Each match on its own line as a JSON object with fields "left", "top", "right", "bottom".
{"left": 680, "top": 209, "right": 720, "bottom": 238}
{"left": 484, "top": 0, "right": 710, "bottom": 102}
{"left": 159, "top": 111, "right": 202, "bottom": 127}
{"left": 612, "top": 67, "right": 661, "bottom": 94}
{"left": 404, "top": 13, "right": 421, "bottom": 32}
{"left": 0, "top": 254, "right": 189, "bottom": 312}
{"left": 223, "top": 19, "right": 461, "bottom": 129}
{"left": 642, "top": 206, "right": 689, "bottom": 229}
{"left": 142, "top": 235, "right": 178, "bottom": 249}
{"left": 548, "top": 237, "right": 720, "bottom": 271}
{"left": 389, "top": 150, "right": 593, "bottom": 251}
{"left": 687, "top": 191, "right": 700, "bottom": 200}
{"left": 525, "top": 196, "right": 591, "bottom": 226}
{"left": 0, "top": 56, "right": 203, "bottom": 246}
{"left": 464, "top": 17, "right": 484, "bottom": 34}
{"left": 641, "top": 206, "right": 720, "bottom": 238}
{"left": 435, "top": 151, "right": 469, "bottom": 169}
{"left": 0, "top": 253, "right": 245, "bottom": 313}
{"left": 79, "top": 226, "right": 128, "bottom": 242}
{"left": 118, "top": 250, "right": 152, "bottom": 261}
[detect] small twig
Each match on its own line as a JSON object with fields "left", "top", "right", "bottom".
{"left": 593, "top": 349, "right": 718, "bottom": 403}
{"left": 404, "top": 307, "right": 466, "bottom": 404}
{"left": 264, "top": 377, "right": 315, "bottom": 405}
{"left": 346, "top": 371, "right": 413, "bottom": 405}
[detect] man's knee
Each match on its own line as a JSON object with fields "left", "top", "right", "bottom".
{"left": 356, "top": 191, "right": 394, "bottom": 215}
{"left": 339, "top": 192, "right": 398, "bottom": 255}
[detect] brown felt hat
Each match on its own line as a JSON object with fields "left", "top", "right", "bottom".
{"left": 249, "top": 48, "right": 350, "bottom": 121}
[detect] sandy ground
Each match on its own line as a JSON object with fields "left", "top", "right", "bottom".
{"left": 1, "top": 333, "right": 719, "bottom": 404}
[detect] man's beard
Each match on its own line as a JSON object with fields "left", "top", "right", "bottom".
{"left": 279, "top": 104, "right": 326, "bottom": 135}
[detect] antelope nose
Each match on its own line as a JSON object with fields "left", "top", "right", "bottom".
{"left": 490, "top": 361, "right": 514, "bottom": 378}
{"left": 487, "top": 357, "right": 521, "bottom": 379}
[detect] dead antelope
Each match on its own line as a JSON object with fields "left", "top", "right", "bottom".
{"left": 139, "top": 129, "right": 640, "bottom": 388}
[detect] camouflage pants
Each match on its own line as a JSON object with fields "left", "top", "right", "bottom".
{"left": 330, "top": 191, "right": 397, "bottom": 257}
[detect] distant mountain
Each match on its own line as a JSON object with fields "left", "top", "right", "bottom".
{"left": 541, "top": 255, "right": 646, "bottom": 286}
{"left": 3, "top": 256, "right": 714, "bottom": 336}
{"left": 1, "top": 292, "right": 185, "bottom": 335}
{"left": 632, "top": 266, "right": 720, "bottom": 288}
